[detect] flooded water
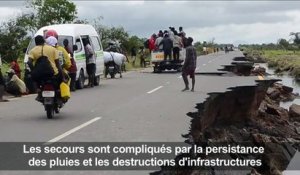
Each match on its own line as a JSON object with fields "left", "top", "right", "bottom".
{"left": 254, "top": 63, "right": 300, "bottom": 109}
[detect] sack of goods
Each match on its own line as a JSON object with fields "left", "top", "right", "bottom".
{"left": 111, "top": 52, "right": 126, "bottom": 66}
{"left": 103, "top": 51, "right": 113, "bottom": 63}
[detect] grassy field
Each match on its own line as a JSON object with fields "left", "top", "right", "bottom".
{"left": 124, "top": 53, "right": 151, "bottom": 71}
{"left": 245, "top": 49, "right": 300, "bottom": 79}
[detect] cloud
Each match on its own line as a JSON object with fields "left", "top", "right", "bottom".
{"left": 186, "top": 20, "right": 299, "bottom": 45}
{"left": 0, "top": 7, "right": 22, "bottom": 23}
{"left": 74, "top": 1, "right": 300, "bottom": 43}
{"left": 1, "top": 1, "right": 300, "bottom": 44}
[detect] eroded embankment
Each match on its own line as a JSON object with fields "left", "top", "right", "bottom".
{"left": 189, "top": 81, "right": 300, "bottom": 174}
{"left": 152, "top": 55, "right": 300, "bottom": 175}
{"left": 151, "top": 80, "right": 300, "bottom": 175}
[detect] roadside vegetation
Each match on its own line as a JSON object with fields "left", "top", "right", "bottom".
{"left": 0, "top": 0, "right": 148, "bottom": 76}
{"left": 241, "top": 33, "right": 300, "bottom": 79}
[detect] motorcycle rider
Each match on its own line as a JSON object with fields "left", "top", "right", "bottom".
{"left": 27, "top": 35, "right": 64, "bottom": 102}
{"left": 44, "top": 30, "right": 71, "bottom": 78}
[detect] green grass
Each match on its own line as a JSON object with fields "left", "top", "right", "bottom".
{"left": 125, "top": 54, "right": 151, "bottom": 71}
{"left": 245, "top": 49, "right": 300, "bottom": 79}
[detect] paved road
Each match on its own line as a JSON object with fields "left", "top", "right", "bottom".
{"left": 0, "top": 51, "right": 278, "bottom": 175}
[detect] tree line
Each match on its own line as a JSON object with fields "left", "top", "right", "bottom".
{"left": 239, "top": 32, "right": 300, "bottom": 51}
{"left": 0, "top": 0, "right": 145, "bottom": 63}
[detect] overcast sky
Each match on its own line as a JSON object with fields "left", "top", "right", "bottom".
{"left": 1, "top": 1, "right": 300, "bottom": 45}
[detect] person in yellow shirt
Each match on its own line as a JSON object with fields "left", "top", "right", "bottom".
{"left": 28, "top": 35, "right": 60, "bottom": 76}
{"left": 45, "top": 36, "right": 71, "bottom": 76}
{"left": 57, "top": 45, "right": 71, "bottom": 72}
{"left": 45, "top": 30, "right": 71, "bottom": 73}
{"left": 28, "top": 35, "right": 64, "bottom": 102}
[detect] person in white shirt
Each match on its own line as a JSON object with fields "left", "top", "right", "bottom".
{"left": 173, "top": 31, "right": 183, "bottom": 61}
{"left": 155, "top": 32, "right": 164, "bottom": 51}
{"left": 83, "top": 39, "right": 96, "bottom": 87}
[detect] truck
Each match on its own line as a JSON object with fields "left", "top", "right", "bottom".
{"left": 151, "top": 49, "right": 185, "bottom": 73}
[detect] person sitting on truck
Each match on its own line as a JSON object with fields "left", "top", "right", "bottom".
{"left": 179, "top": 32, "right": 188, "bottom": 48}
{"left": 157, "top": 30, "right": 163, "bottom": 38}
{"left": 182, "top": 37, "right": 197, "bottom": 92}
{"left": 179, "top": 26, "right": 186, "bottom": 37}
{"left": 159, "top": 33, "right": 173, "bottom": 61}
{"left": 168, "top": 27, "right": 175, "bottom": 41}
{"left": 173, "top": 31, "right": 183, "bottom": 61}
{"left": 155, "top": 32, "right": 163, "bottom": 51}
{"left": 148, "top": 34, "right": 157, "bottom": 52}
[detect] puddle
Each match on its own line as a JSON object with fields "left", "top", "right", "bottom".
{"left": 255, "top": 63, "right": 300, "bottom": 109}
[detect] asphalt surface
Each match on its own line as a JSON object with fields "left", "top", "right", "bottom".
{"left": 0, "top": 51, "right": 297, "bottom": 175}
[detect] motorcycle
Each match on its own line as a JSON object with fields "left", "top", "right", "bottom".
{"left": 40, "top": 79, "right": 64, "bottom": 119}
{"left": 105, "top": 61, "right": 119, "bottom": 79}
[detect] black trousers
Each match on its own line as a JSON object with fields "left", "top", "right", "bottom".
{"left": 164, "top": 50, "right": 172, "bottom": 60}
{"left": 86, "top": 63, "right": 96, "bottom": 87}
{"left": 173, "top": 47, "right": 180, "bottom": 61}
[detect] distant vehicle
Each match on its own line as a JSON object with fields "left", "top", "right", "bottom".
{"left": 24, "top": 24, "right": 104, "bottom": 90}
{"left": 151, "top": 50, "right": 185, "bottom": 73}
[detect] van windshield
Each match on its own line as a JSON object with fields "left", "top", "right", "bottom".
{"left": 26, "top": 35, "right": 73, "bottom": 53}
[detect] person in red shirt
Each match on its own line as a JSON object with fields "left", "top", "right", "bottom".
{"left": 10, "top": 60, "right": 21, "bottom": 78}
{"left": 148, "top": 34, "right": 157, "bottom": 52}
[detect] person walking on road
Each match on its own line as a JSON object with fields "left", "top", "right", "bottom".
{"left": 182, "top": 37, "right": 197, "bottom": 92}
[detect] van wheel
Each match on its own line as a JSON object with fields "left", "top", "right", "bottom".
{"left": 94, "top": 75, "right": 100, "bottom": 86}
{"left": 76, "top": 70, "right": 85, "bottom": 89}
